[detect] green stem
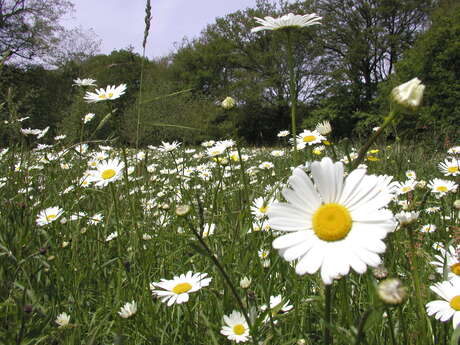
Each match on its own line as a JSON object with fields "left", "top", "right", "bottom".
{"left": 324, "top": 284, "right": 332, "bottom": 345}
{"left": 185, "top": 217, "right": 257, "bottom": 344}
{"left": 355, "top": 308, "right": 373, "bottom": 345}
{"left": 286, "top": 29, "right": 298, "bottom": 166}
{"left": 386, "top": 308, "right": 397, "bottom": 345}
{"left": 352, "top": 110, "right": 397, "bottom": 169}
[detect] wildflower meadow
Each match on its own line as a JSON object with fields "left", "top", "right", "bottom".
{"left": 1, "top": 1, "right": 460, "bottom": 345}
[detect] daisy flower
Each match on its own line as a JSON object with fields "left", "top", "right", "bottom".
{"left": 36, "top": 206, "right": 64, "bottom": 226}
{"left": 394, "top": 179, "right": 417, "bottom": 195}
{"left": 448, "top": 146, "right": 460, "bottom": 156}
{"left": 118, "top": 300, "right": 137, "bottom": 318}
{"left": 420, "top": 224, "right": 437, "bottom": 233}
{"left": 430, "top": 245, "right": 460, "bottom": 281}
{"left": 84, "top": 84, "right": 127, "bottom": 103}
{"left": 395, "top": 211, "right": 419, "bottom": 226}
{"left": 251, "top": 13, "right": 322, "bottom": 33}
{"left": 268, "top": 157, "right": 396, "bottom": 284}
{"left": 55, "top": 312, "right": 70, "bottom": 327}
{"left": 150, "top": 271, "right": 211, "bottom": 306}
{"left": 260, "top": 295, "right": 293, "bottom": 322}
{"left": 428, "top": 178, "right": 458, "bottom": 197}
{"left": 83, "top": 113, "right": 95, "bottom": 124}
{"left": 426, "top": 279, "right": 460, "bottom": 328}
{"left": 251, "top": 197, "right": 274, "bottom": 219}
{"left": 73, "top": 78, "right": 96, "bottom": 87}
{"left": 87, "top": 158, "right": 124, "bottom": 187}
{"left": 296, "top": 130, "right": 325, "bottom": 147}
{"left": 438, "top": 158, "right": 460, "bottom": 176}
{"left": 158, "top": 141, "right": 181, "bottom": 152}
{"left": 277, "top": 130, "right": 290, "bottom": 137}
{"left": 221, "top": 310, "right": 250, "bottom": 343}
{"left": 315, "top": 120, "right": 332, "bottom": 135}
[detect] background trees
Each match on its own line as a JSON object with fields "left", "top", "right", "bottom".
{"left": 1, "top": 0, "right": 458, "bottom": 147}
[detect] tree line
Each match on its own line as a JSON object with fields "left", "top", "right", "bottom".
{"left": 0, "top": 0, "right": 458, "bottom": 147}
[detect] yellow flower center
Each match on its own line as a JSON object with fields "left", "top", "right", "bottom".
{"left": 367, "top": 156, "right": 379, "bottom": 161}
{"left": 233, "top": 324, "right": 245, "bottom": 335}
{"left": 323, "top": 140, "right": 331, "bottom": 146}
{"left": 259, "top": 206, "right": 268, "bottom": 214}
{"left": 448, "top": 166, "right": 459, "bottom": 173}
{"left": 101, "top": 169, "right": 116, "bottom": 180}
{"left": 172, "top": 282, "right": 192, "bottom": 294}
{"left": 450, "top": 295, "right": 460, "bottom": 311}
{"left": 108, "top": 92, "right": 114, "bottom": 98}
{"left": 402, "top": 187, "right": 411, "bottom": 193}
{"left": 451, "top": 263, "right": 460, "bottom": 276}
{"left": 312, "top": 203, "right": 352, "bottom": 241}
{"left": 98, "top": 94, "right": 107, "bottom": 99}
{"left": 436, "top": 186, "right": 448, "bottom": 192}
{"left": 303, "top": 135, "right": 316, "bottom": 143}
{"left": 46, "top": 214, "right": 57, "bottom": 221}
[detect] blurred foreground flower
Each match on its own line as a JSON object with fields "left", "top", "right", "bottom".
{"left": 377, "top": 278, "right": 407, "bottom": 305}
{"left": 251, "top": 13, "right": 322, "bottom": 32}
{"left": 391, "top": 77, "right": 425, "bottom": 111}
{"left": 268, "top": 157, "right": 396, "bottom": 284}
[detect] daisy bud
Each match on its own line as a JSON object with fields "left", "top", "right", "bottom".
{"left": 377, "top": 278, "right": 407, "bottom": 305}
{"left": 391, "top": 78, "right": 425, "bottom": 111}
{"left": 240, "top": 276, "right": 252, "bottom": 289}
{"left": 372, "top": 264, "right": 389, "bottom": 279}
{"left": 175, "top": 205, "right": 191, "bottom": 216}
{"left": 221, "top": 96, "right": 236, "bottom": 109}
{"left": 454, "top": 200, "right": 460, "bottom": 209}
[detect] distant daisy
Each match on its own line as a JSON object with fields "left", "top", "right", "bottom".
{"left": 150, "top": 271, "right": 212, "bottom": 306}
{"left": 277, "top": 130, "right": 290, "bottom": 137}
{"left": 251, "top": 13, "right": 321, "bottom": 33}
{"left": 428, "top": 178, "right": 458, "bottom": 197}
{"left": 438, "top": 158, "right": 460, "bottom": 176}
{"left": 221, "top": 310, "right": 250, "bottom": 343}
{"left": 447, "top": 146, "right": 460, "bottom": 156}
{"left": 268, "top": 157, "right": 396, "bottom": 284}
{"left": 394, "top": 180, "right": 417, "bottom": 195}
{"left": 73, "top": 78, "right": 96, "bottom": 87}
{"left": 251, "top": 197, "right": 273, "bottom": 219}
{"left": 118, "top": 300, "right": 137, "bottom": 318}
{"left": 83, "top": 113, "right": 95, "bottom": 124}
{"left": 84, "top": 84, "right": 127, "bottom": 103}
{"left": 36, "top": 206, "right": 64, "bottom": 226}
{"left": 426, "top": 279, "right": 460, "bottom": 328}
{"left": 87, "top": 158, "right": 124, "bottom": 187}
{"left": 158, "top": 141, "right": 181, "bottom": 152}
{"left": 315, "top": 120, "right": 332, "bottom": 135}
{"left": 55, "top": 312, "right": 70, "bottom": 327}
{"left": 296, "top": 130, "right": 325, "bottom": 147}
{"left": 260, "top": 295, "right": 293, "bottom": 322}
{"left": 420, "top": 224, "right": 437, "bottom": 233}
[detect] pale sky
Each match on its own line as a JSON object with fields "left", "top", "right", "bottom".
{"left": 64, "top": 0, "right": 259, "bottom": 59}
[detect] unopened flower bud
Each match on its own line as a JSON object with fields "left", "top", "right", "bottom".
{"left": 175, "top": 205, "right": 191, "bottom": 216}
{"left": 240, "top": 276, "right": 252, "bottom": 289}
{"left": 391, "top": 78, "right": 425, "bottom": 111}
{"left": 377, "top": 278, "right": 407, "bottom": 305}
{"left": 373, "top": 264, "right": 389, "bottom": 279}
{"left": 454, "top": 200, "right": 460, "bottom": 210}
{"left": 221, "top": 96, "right": 236, "bottom": 109}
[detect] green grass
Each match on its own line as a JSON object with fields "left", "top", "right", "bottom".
{"left": 0, "top": 139, "right": 458, "bottom": 345}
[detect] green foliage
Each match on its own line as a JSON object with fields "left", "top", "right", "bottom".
{"left": 376, "top": 1, "right": 460, "bottom": 143}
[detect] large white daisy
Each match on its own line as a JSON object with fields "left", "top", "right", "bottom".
{"left": 426, "top": 279, "right": 460, "bottom": 328}
{"left": 268, "top": 157, "right": 396, "bottom": 284}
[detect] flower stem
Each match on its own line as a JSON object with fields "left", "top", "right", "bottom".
{"left": 286, "top": 29, "right": 298, "bottom": 166}
{"left": 324, "top": 284, "right": 333, "bottom": 344}
{"left": 352, "top": 110, "right": 397, "bottom": 169}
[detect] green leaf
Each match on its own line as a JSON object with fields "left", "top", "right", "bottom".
{"left": 451, "top": 324, "right": 460, "bottom": 345}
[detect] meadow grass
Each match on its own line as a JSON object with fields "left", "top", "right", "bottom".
{"left": 0, "top": 136, "right": 458, "bottom": 345}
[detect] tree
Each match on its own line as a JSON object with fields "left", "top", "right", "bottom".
{"left": 313, "top": 0, "right": 435, "bottom": 136}
{"left": 0, "top": 0, "right": 74, "bottom": 62}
